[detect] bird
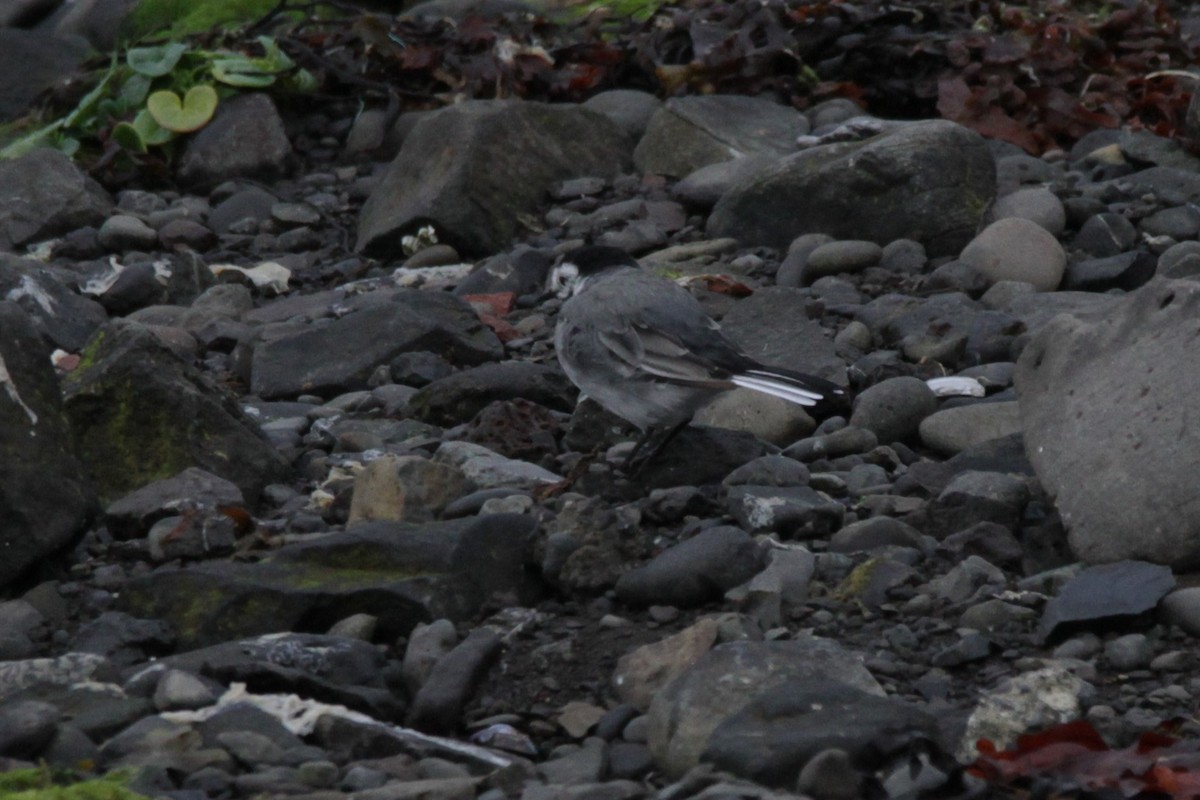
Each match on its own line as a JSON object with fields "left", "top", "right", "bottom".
{"left": 548, "top": 245, "right": 845, "bottom": 467}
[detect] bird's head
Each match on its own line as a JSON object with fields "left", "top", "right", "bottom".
{"left": 547, "top": 246, "right": 639, "bottom": 299}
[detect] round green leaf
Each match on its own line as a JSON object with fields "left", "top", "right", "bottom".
{"left": 146, "top": 85, "right": 218, "bottom": 133}
{"left": 111, "top": 121, "right": 147, "bottom": 153}
{"left": 127, "top": 42, "right": 189, "bottom": 77}
{"left": 132, "top": 109, "right": 175, "bottom": 145}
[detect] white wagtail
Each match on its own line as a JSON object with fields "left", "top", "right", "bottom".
{"left": 549, "top": 246, "right": 845, "bottom": 466}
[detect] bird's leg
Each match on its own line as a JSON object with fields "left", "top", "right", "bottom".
{"left": 623, "top": 420, "right": 689, "bottom": 474}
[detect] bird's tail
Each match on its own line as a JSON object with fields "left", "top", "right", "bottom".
{"left": 730, "top": 368, "right": 846, "bottom": 408}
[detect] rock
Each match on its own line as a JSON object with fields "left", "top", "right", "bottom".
{"left": 433, "top": 441, "right": 562, "bottom": 489}
{"left": 0, "top": 302, "right": 92, "bottom": 587}
{"left": 958, "top": 667, "right": 1088, "bottom": 760}
{"left": 723, "top": 456, "right": 809, "bottom": 488}
{"left": 702, "top": 677, "right": 936, "bottom": 787}
{"left": 989, "top": 187, "right": 1066, "bottom": 235}
{"left": 922, "top": 470, "right": 1030, "bottom": 539}
{"left": 119, "top": 515, "right": 539, "bottom": 648}
{"left": 1160, "top": 588, "right": 1200, "bottom": 637}
{"left": 726, "top": 547, "right": 815, "bottom": 630}
{"left": 613, "top": 618, "right": 719, "bottom": 712}
{"left": 208, "top": 186, "right": 278, "bottom": 233}
{"left": 453, "top": 247, "right": 553, "bottom": 298}
{"left": 97, "top": 214, "right": 159, "bottom": 252}
{"left": 71, "top": 611, "right": 173, "bottom": 667}
{"left": 918, "top": 401, "right": 1022, "bottom": 456}
{"left": 357, "top": 100, "right": 631, "bottom": 257}
{"left": 1140, "top": 205, "right": 1200, "bottom": 239}
{"left": 403, "top": 619, "right": 459, "bottom": 694}
{"left": 348, "top": 455, "right": 468, "bottom": 524}
{"left": 1075, "top": 212, "right": 1138, "bottom": 258}
{"left": 648, "top": 638, "right": 882, "bottom": 777}
{"left": 634, "top": 95, "right": 808, "bottom": 177}
{"left": 829, "top": 517, "right": 923, "bottom": 554}
{"left": 557, "top": 701, "right": 607, "bottom": 739}
{"left": 178, "top": 93, "right": 293, "bottom": 188}
{"left": 50, "top": 0, "right": 136, "bottom": 50}
{"left": 719, "top": 287, "right": 846, "bottom": 385}
{"left": 800, "top": 240, "right": 883, "bottom": 285}
{"left": 153, "top": 669, "right": 218, "bottom": 711}
{"left": 63, "top": 320, "right": 289, "bottom": 503}
{"left": 637, "top": 426, "right": 772, "bottom": 490}
{"left": 104, "top": 468, "right": 244, "bottom": 540}
{"left": 694, "top": 388, "right": 816, "bottom": 446}
{"left": 0, "top": 30, "right": 89, "bottom": 120}
{"left": 673, "top": 156, "right": 776, "bottom": 210}
{"left": 708, "top": 120, "right": 994, "bottom": 257}
{"left": 1157, "top": 240, "right": 1200, "bottom": 280}
{"left": 615, "top": 527, "right": 765, "bottom": 608}
{"left": 958, "top": 218, "right": 1066, "bottom": 291}
{"left": 251, "top": 289, "right": 502, "bottom": 399}
{"left": 407, "top": 362, "right": 575, "bottom": 426}
{"left": 0, "top": 148, "right": 113, "bottom": 251}
{"left": 1038, "top": 560, "right": 1175, "bottom": 643}
{"left": 539, "top": 737, "right": 608, "bottom": 785}
{"left": 582, "top": 89, "right": 662, "bottom": 140}
{"left": 1062, "top": 251, "right": 1154, "bottom": 292}
{"left": 784, "top": 427, "right": 878, "bottom": 462}
{"left": 0, "top": 254, "right": 108, "bottom": 351}
{"left": 0, "top": 699, "right": 60, "bottom": 759}
{"left": 408, "top": 629, "right": 502, "bottom": 735}
{"left": 1015, "top": 278, "right": 1200, "bottom": 567}
{"left": 0, "top": 653, "right": 110, "bottom": 702}
{"left": 849, "top": 377, "right": 938, "bottom": 445}
{"left": 727, "top": 486, "right": 844, "bottom": 538}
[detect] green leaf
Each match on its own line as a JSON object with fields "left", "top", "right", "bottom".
{"left": 0, "top": 120, "right": 64, "bottom": 160}
{"left": 255, "top": 36, "right": 294, "bottom": 71}
{"left": 111, "top": 121, "right": 147, "bottom": 152}
{"left": 132, "top": 109, "right": 175, "bottom": 145}
{"left": 127, "top": 42, "right": 189, "bottom": 77}
{"left": 210, "top": 57, "right": 276, "bottom": 87}
{"left": 146, "top": 85, "right": 218, "bottom": 132}
{"left": 121, "top": 74, "right": 152, "bottom": 106}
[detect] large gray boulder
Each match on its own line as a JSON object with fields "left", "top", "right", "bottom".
{"left": 633, "top": 95, "right": 809, "bottom": 178}
{"left": 0, "top": 30, "right": 90, "bottom": 121}
{"left": 707, "top": 120, "right": 995, "bottom": 257}
{"left": 0, "top": 302, "right": 93, "bottom": 589}
{"left": 356, "top": 100, "right": 632, "bottom": 257}
{"left": 1015, "top": 278, "right": 1200, "bottom": 568}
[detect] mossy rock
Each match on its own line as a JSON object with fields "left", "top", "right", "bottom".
{"left": 63, "top": 320, "right": 289, "bottom": 504}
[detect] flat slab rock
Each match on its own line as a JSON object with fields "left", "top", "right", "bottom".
{"left": 1015, "top": 278, "right": 1200, "bottom": 568}
{"left": 118, "top": 514, "right": 539, "bottom": 649}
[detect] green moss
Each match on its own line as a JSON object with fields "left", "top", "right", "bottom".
{"left": 125, "top": 0, "right": 287, "bottom": 40}
{"left": 0, "top": 767, "right": 151, "bottom": 800}
{"left": 68, "top": 375, "right": 192, "bottom": 502}
{"left": 834, "top": 557, "right": 884, "bottom": 602}
{"left": 69, "top": 329, "right": 107, "bottom": 377}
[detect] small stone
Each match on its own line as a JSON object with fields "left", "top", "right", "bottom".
{"left": 98, "top": 214, "right": 159, "bottom": 252}
{"left": 959, "top": 217, "right": 1066, "bottom": 291}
